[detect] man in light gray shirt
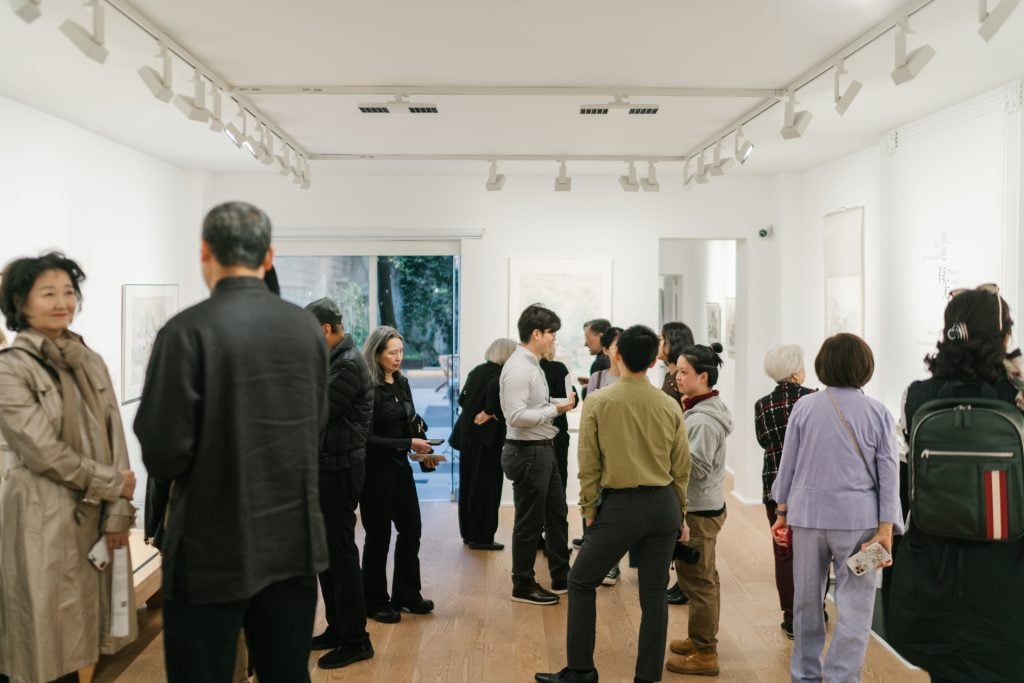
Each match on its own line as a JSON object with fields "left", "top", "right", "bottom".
{"left": 500, "top": 303, "right": 576, "bottom": 605}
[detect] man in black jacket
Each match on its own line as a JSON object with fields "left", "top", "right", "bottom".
{"left": 135, "top": 202, "right": 329, "bottom": 683}
{"left": 304, "top": 297, "right": 375, "bottom": 669}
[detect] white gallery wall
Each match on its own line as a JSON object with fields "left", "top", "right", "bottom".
{"left": 0, "top": 94, "right": 207, "bottom": 504}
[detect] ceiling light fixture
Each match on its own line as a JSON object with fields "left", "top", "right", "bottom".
{"left": 734, "top": 126, "right": 754, "bottom": 164}
{"left": 224, "top": 107, "right": 246, "bottom": 147}
{"left": 978, "top": 0, "right": 1021, "bottom": 41}
{"left": 695, "top": 152, "right": 710, "bottom": 184}
{"left": 273, "top": 143, "right": 292, "bottom": 176}
{"left": 709, "top": 141, "right": 735, "bottom": 176}
{"left": 639, "top": 162, "right": 660, "bottom": 192}
{"left": 173, "top": 67, "right": 210, "bottom": 122}
{"left": 891, "top": 15, "right": 936, "bottom": 84}
{"left": 485, "top": 160, "right": 506, "bottom": 191}
{"left": 59, "top": 0, "right": 108, "bottom": 64}
{"left": 682, "top": 158, "right": 694, "bottom": 190}
{"left": 833, "top": 59, "right": 863, "bottom": 116}
{"left": 260, "top": 127, "right": 274, "bottom": 166}
{"left": 10, "top": 0, "right": 41, "bottom": 24}
{"left": 208, "top": 86, "right": 225, "bottom": 133}
{"left": 619, "top": 162, "right": 639, "bottom": 192}
{"left": 137, "top": 43, "right": 173, "bottom": 102}
{"left": 358, "top": 94, "right": 439, "bottom": 114}
{"left": 242, "top": 120, "right": 266, "bottom": 161}
{"left": 580, "top": 95, "right": 659, "bottom": 116}
{"left": 554, "top": 161, "right": 572, "bottom": 192}
{"left": 780, "top": 89, "right": 812, "bottom": 139}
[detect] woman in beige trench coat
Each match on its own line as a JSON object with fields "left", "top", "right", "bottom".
{"left": 0, "top": 253, "right": 138, "bottom": 683}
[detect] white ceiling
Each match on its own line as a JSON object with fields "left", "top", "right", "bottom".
{"left": 1, "top": 0, "right": 1023, "bottom": 180}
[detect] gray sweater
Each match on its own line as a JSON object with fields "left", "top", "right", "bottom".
{"left": 684, "top": 395, "right": 733, "bottom": 512}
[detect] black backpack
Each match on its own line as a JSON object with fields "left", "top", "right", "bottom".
{"left": 909, "top": 382, "right": 1024, "bottom": 541}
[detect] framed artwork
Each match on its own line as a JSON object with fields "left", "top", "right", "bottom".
{"left": 823, "top": 206, "right": 864, "bottom": 336}
{"left": 507, "top": 257, "right": 613, "bottom": 380}
{"left": 724, "top": 297, "right": 736, "bottom": 358}
{"left": 121, "top": 284, "right": 178, "bottom": 404}
{"left": 705, "top": 302, "right": 721, "bottom": 345}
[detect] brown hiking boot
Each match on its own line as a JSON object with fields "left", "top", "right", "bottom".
{"left": 665, "top": 651, "right": 720, "bottom": 676}
{"left": 669, "top": 638, "right": 697, "bottom": 655}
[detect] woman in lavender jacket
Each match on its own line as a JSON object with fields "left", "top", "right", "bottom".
{"left": 770, "top": 333, "right": 903, "bottom": 683}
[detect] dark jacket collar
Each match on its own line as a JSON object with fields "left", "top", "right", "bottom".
{"left": 213, "top": 276, "right": 269, "bottom": 294}
{"left": 330, "top": 334, "right": 355, "bottom": 361}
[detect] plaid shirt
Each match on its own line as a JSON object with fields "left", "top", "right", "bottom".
{"left": 754, "top": 382, "right": 815, "bottom": 503}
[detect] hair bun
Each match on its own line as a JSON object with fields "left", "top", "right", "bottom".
{"left": 710, "top": 342, "right": 724, "bottom": 353}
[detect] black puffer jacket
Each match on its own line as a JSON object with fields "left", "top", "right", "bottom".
{"left": 320, "top": 334, "right": 374, "bottom": 470}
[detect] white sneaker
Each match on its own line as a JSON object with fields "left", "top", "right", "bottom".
{"left": 602, "top": 565, "right": 621, "bottom": 586}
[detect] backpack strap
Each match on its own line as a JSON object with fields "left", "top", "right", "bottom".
{"left": 826, "top": 388, "right": 879, "bottom": 489}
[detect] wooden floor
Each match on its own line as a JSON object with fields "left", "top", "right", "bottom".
{"left": 95, "top": 478, "right": 926, "bottom": 682}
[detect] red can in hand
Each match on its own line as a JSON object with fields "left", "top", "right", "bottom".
{"left": 773, "top": 525, "right": 792, "bottom": 547}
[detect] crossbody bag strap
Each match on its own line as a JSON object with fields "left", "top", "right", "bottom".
{"left": 826, "top": 388, "right": 879, "bottom": 489}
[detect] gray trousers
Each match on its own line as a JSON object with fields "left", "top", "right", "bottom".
{"left": 501, "top": 443, "right": 570, "bottom": 588}
{"left": 566, "top": 486, "right": 680, "bottom": 682}
{"left": 791, "top": 526, "right": 877, "bottom": 683}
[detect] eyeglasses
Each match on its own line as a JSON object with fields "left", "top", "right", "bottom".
{"left": 949, "top": 283, "right": 1002, "bottom": 331}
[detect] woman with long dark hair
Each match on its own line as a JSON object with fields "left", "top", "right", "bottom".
{"left": 887, "top": 286, "right": 1024, "bottom": 682}
{"left": 360, "top": 326, "right": 439, "bottom": 624}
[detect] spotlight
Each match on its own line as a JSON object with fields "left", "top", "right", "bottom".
{"left": 272, "top": 143, "right": 293, "bottom": 176}
{"left": 695, "top": 152, "right": 710, "bottom": 184}
{"left": 619, "top": 162, "right": 639, "bottom": 192}
{"left": 780, "top": 90, "right": 812, "bottom": 139}
{"left": 242, "top": 121, "right": 267, "bottom": 162}
{"left": 979, "top": 0, "right": 1020, "bottom": 41}
{"left": 208, "top": 87, "right": 224, "bottom": 133}
{"left": 59, "top": 0, "right": 107, "bottom": 64}
{"left": 225, "top": 107, "right": 246, "bottom": 147}
{"left": 709, "top": 141, "right": 735, "bottom": 176}
{"left": 682, "top": 158, "right": 693, "bottom": 189}
{"left": 10, "top": 0, "right": 41, "bottom": 23}
{"left": 639, "top": 162, "right": 659, "bottom": 192}
{"left": 485, "top": 160, "right": 506, "bottom": 191}
{"left": 259, "top": 128, "right": 274, "bottom": 166}
{"left": 554, "top": 161, "right": 571, "bottom": 192}
{"left": 833, "top": 59, "right": 863, "bottom": 116}
{"left": 173, "top": 67, "right": 210, "bottom": 122}
{"left": 734, "top": 126, "right": 754, "bottom": 164}
{"left": 137, "top": 44, "right": 173, "bottom": 102}
{"left": 891, "top": 15, "right": 935, "bottom": 85}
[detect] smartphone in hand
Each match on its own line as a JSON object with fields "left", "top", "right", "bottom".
{"left": 845, "top": 542, "right": 891, "bottom": 576}
{"left": 426, "top": 438, "right": 445, "bottom": 446}
{"left": 88, "top": 536, "right": 110, "bottom": 571}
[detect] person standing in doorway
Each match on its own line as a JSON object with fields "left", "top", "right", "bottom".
{"left": 135, "top": 202, "right": 329, "bottom": 683}
{"left": 500, "top": 303, "right": 576, "bottom": 605}
{"left": 304, "top": 297, "right": 375, "bottom": 669}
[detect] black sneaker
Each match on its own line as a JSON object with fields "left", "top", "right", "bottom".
{"left": 571, "top": 537, "right": 584, "bottom": 549}
{"left": 396, "top": 598, "right": 434, "bottom": 614}
{"left": 550, "top": 579, "right": 568, "bottom": 595}
{"left": 317, "top": 643, "right": 374, "bottom": 669}
{"left": 781, "top": 621, "right": 794, "bottom": 639}
{"left": 512, "top": 581, "right": 560, "bottom": 605}
{"left": 666, "top": 583, "right": 689, "bottom": 605}
{"left": 369, "top": 607, "right": 401, "bottom": 623}
{"left": 310, "top": 628, "right": 341, "bottom": 651}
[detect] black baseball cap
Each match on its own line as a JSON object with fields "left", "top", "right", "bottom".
{"left": 304, "top": 297, "right": 343, "bottom": 326}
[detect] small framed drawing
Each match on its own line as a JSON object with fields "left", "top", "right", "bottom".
{"left": 121, "top": 284, "right": 178, "bottom": 404}
{"left": 724, "top": 297, "right": 737, "bottom": 358}
{"left": 706, "top": 302, "right": 721, "bottom": 345}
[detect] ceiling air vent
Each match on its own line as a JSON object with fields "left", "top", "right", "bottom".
{"left": 357, "top": 96, "right": 439, "bottom": 115}
{"left": 579, "top": 97, "right": 659, "bottom": 116}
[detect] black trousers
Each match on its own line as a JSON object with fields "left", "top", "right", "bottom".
{"left": 317, "top": 462, "right": 370, "bottom": 647}
{"left": 162, "top": 574, "right": 317, "bottom": 683}
{"left": 500, "top": 442, "right": 569, "bottom": 588}
{"left": 458, "top": 441, "right": 504, "bottom": 544}
{"left": 554, "top": 429, "right": 570, "bottom": 496}
{"left": 360, "top": 458, "right": 424, "bottom": 611}
{"left": 567, "top": 486, "right": 680, "bottom": 682}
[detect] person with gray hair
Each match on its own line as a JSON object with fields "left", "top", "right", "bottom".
{"left": 359, "top": 326, "right": 439, "bottom": 624}
{"left": 135, "top": 201, "right": 330, "bottom": 683}
{"left": 754, "top": 343, "right": 815, "bottom": 638}
{"left": 455, "top": 337, "right": 518, "bottom": 550}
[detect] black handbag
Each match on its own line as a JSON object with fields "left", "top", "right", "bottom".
{"left": 448, "top": 411, "right": 466, "bottom": 450}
